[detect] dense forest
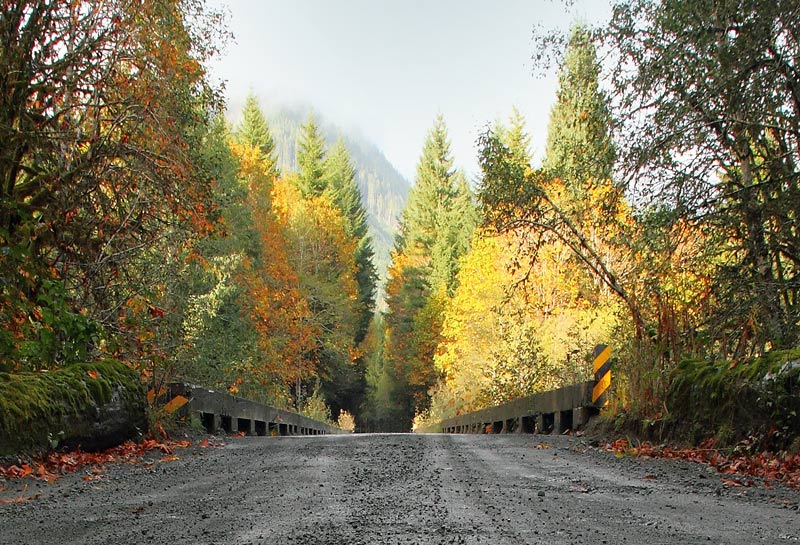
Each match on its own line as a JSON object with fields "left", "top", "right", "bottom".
{"left": 1, "top": 0, "right": 798, "bottom": 443}
{"left": 262, "top": 106, "right": 410, "bottom": 296}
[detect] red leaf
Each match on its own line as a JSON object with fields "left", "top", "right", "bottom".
{"left": 721, "top": 478, "right": 746, "bottom": 487}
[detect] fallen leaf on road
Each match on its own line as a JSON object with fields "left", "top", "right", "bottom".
{"left": 721, "top": 478, "right": 745, "bottom": 487}
{"left": 0, "top": 493, "right": 40, "bottom": 504}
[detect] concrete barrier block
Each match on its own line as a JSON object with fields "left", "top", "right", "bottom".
{"left": 573, "top": 407, "right": 591, "bottom": 429}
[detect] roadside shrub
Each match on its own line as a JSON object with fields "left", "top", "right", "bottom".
{"left": 665, "top": 348, "right": 800, "bottom": 450}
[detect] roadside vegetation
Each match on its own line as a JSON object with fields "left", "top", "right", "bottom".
{"left": 1, "top": 0, "right": 375, "bottom": 436}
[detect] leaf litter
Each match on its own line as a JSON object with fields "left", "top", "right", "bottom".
{"left": 603, "top": 437, "right": 800, "bottom": 489}
{"left": 0, "top": 436, "right": 224, "bottom": 501}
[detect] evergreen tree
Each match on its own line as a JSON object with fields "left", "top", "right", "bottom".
{"left": 400, "top": 115, "right": 455, "bottom": 255}
{"left": 324, "top": 139, "right": 377, "bottom": 344}
{"left": 504, "top": 106, "right": 533, "bottom": 168}
{"left": 236, "top": 93, "right": 279, "bottom": 178}
{"left": 376, "top": 116, "right": 478, "bottom": 430}
{"left": 399, "top": 115, "right": 477, "bottom": 295}
{"left": 542, "top": 24, "right": 615, "bottom": 195}
{"left": 324, "top": 139, "right": 367, "bottom": 240}
{"left": 429, "top": 171, "right": 478, "bottom": 294}
{"left": 296, "top": 114, "right": 327, "bottom": 197}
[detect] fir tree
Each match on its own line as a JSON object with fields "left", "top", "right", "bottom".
{"left": 324, "top": 138, "right": 377, "bottom": 344}
{"left": 429, "top": 171, "right": 478, "bottom": 294}
{"left": 542, "top": 24, "right": 615, "bottom": 195}
{"left": 236, "top": 93, "right": 279, "bottom": 178}
{"left": 296, "top": 114, "right": 327, "bottom": 197}
{"left": 504, "top": 106, "right": 532, "bottom": 168}
{"left": 400, "top": 115, "right": 455, "bottom": 255}
{"left": 399, "top": 115, "right": 476, "bottom": 295}
{"left": 377, "top": 116, "right": 478, "bottom": 429}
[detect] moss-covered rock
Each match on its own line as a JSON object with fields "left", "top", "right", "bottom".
{"left": 0, "top": 359, "right": 147, "bottom": 455}
{"left": 665, "top": 348, "right": 800, "bottom": 449}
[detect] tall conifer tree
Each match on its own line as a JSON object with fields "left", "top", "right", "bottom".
{"left": 542, "top": 24, "right": 615, "bottom": 194}
{"left": 379, "top": 116, "right": 478, "bottom": 430}
{"left": 237, "top": 93, "right": 279, "bottom": 178}
{"left": 400, "top": 115, "right": 455, "bottom": 255}
{"left": 504, "top": 106, "right": 533, "bottom": 168}
{"left": 324, "top": 139, "right": 377, "bottom": 344}
{"left": 398, "top": 115, "right": 477, "bottom": 295}
{"left": 296, "top": 114, "right": 327, "bottom": 197}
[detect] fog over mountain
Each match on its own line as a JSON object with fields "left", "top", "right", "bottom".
{"left": 257, "top": 104, "right": 410, "bottom": 292}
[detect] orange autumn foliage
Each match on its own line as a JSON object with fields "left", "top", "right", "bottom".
{"left": 228, "top": 143, "right": 317, "bottom": 386}
{"left": 0, "top": 438, "right": 202, "bottom": 486}
{"left": 272, "top": 177, "right": 359, "bottom": 360}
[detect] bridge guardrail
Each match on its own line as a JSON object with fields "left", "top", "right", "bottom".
{"left": 168, "top": 383, "right": 346, "bottom": 436}
{"left": 418, "top": 344, "right": 614, "bottom": 435}
{"left": 416, "top": 381, "right": 600, "bottom": 435}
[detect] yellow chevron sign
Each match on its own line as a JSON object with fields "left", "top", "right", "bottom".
{"left": 592, "top": 344, "right": 612, "bottom": 405}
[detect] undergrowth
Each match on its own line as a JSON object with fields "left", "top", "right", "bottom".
{"left": 611, "top": 348, "right": 800, "bottom": 451}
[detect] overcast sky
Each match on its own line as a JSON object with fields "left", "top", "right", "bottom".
{"left": 207, "top": 0, "right": 612, "bottom": 182}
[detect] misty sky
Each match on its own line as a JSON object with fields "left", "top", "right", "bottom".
{"left": 208, "top": 0, "right": 612, "bottom": 182}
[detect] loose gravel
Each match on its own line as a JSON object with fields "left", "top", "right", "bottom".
{"left": 1, "top": 433, "right": 798, "bottom": 544}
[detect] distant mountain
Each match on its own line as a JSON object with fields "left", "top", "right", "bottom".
{"left": 264, "top": 105, "right": 410, "bottom": 294}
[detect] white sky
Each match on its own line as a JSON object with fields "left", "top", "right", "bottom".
{"left": 207, "top": 0, "right": 612, "bottom": 182}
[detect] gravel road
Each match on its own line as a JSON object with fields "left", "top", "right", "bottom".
{"left": 1, "top": 433, "right": 798, "bottom": 544}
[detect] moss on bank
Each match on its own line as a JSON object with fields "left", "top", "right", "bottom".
{"left": 0, "top": 360, "right": 147, "bottom": 455}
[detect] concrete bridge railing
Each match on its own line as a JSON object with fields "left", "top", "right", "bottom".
{"left": 169, "top": 383, "right": 346, "bottom": 436}
{"left": 417, "top": 381, "right": 599, "bottom": 435}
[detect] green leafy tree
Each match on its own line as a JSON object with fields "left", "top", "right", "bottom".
{"left": 381, "top": 253, "right": 431, "bottom": 431}
{"left": 0, "top": 0, "right": 223, "bottom": 370}
{"left": 605, "top": 0, "right": 800, "bottom": 355}
{"left": 175, "top": 115, "right": 261, "bottom": 393}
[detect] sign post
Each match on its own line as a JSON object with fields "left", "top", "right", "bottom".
{"left": 592, "top": 344, "right": 612, "bottom": 406}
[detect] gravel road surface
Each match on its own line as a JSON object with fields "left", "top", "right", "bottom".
{"left": 1, "top": 433, "right": 798, "bottom": 544}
